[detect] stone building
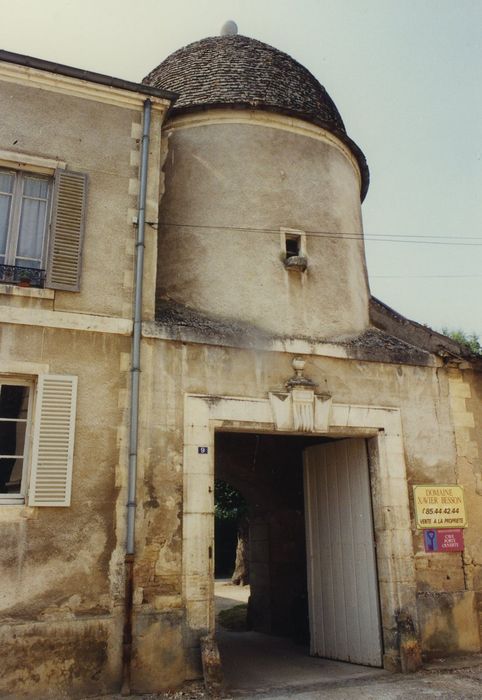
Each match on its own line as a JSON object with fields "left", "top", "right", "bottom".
{"left": 1, "top": 27, "right": 482, "bottom": 699}
{"left": 0, "top": 50, "right": 174, "bottom": 696}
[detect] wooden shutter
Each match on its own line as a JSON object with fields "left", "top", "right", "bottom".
{"left": 28, "top": 375, "right": 78, "bottom": 507}
{"left": 46, "top": 170, "right": 87, "bottom": 291}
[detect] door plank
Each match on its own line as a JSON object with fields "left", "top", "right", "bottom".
{"left": 303, "top": 439, "right": 382, "bottom": 666}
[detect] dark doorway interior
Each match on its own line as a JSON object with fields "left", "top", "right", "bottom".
{"left": 215, "top": 431, "right": 331, "bottom": 643}
{"left": 214, "top": 480, "right": 247, "bottom": 579}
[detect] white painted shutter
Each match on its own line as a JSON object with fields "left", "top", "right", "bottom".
{"left": 46, "top": 170, "right": 87, "bottom": 291}
{"left": 28, "top": 375, "right": 78, "bottom": 507}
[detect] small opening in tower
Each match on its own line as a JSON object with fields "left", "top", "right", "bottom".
{"left": 285, "top": 235, "right": 301, "bottom": 258}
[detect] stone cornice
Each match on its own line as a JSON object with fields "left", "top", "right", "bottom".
{"left": 1, "top": 305, "right": 132, "bottom": 335}
{"left": 0, "top": 62, "right": 171, "bottom": 111}
{"left": 143, "top": 320, "right": 440, "bottom": 368}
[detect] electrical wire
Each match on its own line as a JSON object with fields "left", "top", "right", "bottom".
{"left": 159, "top": 221, "right": 482, "bottom": 246}
{"left": 372, "top": 274, "right": 482, "bottom": 279}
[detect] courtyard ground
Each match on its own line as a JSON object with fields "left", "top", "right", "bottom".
{"left": 88, "top": 655, "right": 482, "bottom": 699}
{"left": 87, "top": 582, "right": 482, "bottom": 699}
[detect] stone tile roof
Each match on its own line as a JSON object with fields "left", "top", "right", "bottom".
{"left": 155, "top": 300, "right": 433, "bottom": 366}
{"left": 370, "top": 297, "right": 482, "bottom": 365}
{"left": 145, "top": 34, "right": 344, "bottom": 126}
{"left": 144, "top": 34, "right": 369, "bottom": 199}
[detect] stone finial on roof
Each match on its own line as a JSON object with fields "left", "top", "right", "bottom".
{"left": 221, "top": 20, "right": 238, "bottom": 36}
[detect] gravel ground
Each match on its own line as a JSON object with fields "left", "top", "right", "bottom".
{"left": 86, "top": 680, "right": 208, "bottom": 700}
{"left": 84, "top": 657, "right": 482, "bottom": 700}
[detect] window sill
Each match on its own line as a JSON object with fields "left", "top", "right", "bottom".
{"left": 0, "top": 502, "right": 37, "bottom": 521}
{"left": 284, "top": 255, "right": 308, "bottom": 272}
{"left": 0, "top": 285, "right": 55, "bottom": 300}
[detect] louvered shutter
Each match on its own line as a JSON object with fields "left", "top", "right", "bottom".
{"left": 28, "top": 375, "right": 78, "bottom": 507}
{"left": 46, "top": 170, "right": 87, "bottom": 291}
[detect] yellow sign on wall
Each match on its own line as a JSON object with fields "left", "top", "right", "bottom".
{"left": 413, "top": 485, "right": 467, "bottom": 529}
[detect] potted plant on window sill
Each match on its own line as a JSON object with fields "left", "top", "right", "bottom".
{"left": 18, "top": 271, "right": 33, "bottom": 288}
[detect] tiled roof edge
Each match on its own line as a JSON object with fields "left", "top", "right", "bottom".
{"left": 370, "top": 297, "right": 482, "bottom": 365}
{"left": 0, "top": 49, "right": 178, "bottom": 102}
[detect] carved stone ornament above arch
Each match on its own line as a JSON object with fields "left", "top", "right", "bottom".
{"left": 269, "top": 356, "right": 332, "bottom": 432}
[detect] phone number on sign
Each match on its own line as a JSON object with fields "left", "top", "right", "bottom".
{"left": 422, "top": 508, "right": 460, "bottom": 515}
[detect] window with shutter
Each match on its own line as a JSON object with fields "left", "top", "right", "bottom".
{"left": 28, "top": 375, "right": 78, "bottom": 507}
{"left": 0, "top": 166, "right": 87, "bottom": 291}
{"left": 0, "top": 380, "right": 33, "bottom": 504}
{"left": 0, "top": 169, "right": 52, "bottom": 287}
{"left": 46, "top": 170, "right": 87, "bottom": 291}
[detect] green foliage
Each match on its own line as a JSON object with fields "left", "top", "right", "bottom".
{"left": 441, "top": 328, "right": 482, "bottom": 355}
{"left": 215, "top": 480, "right": 248, "bottom": 521}
{"left": 217, "top": 604, "right": 248, "bottom": 631}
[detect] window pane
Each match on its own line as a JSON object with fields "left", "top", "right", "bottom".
{"left": 0, "top": 385, "right": 29, "bottom": 495}
{"left": 0, "top": 457, "right": 23, "bottom": 493}
{"left": 0, "top": 172, "right": 14, "bottom": 194}
{"left": 23, "top": 176, "right": 49, "bottom": 199}
{"left": 0, "top": 193, "right": 12, "bottom": 255}
{"left": 17, "top": 197, "right": 47, "bottom": 261}
{"left": 0, "top": 384, "right": 29, "bottom": 419}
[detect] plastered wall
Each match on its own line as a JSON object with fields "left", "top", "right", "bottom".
{"left": 0, "top": 73, "right": 166, "bottom": 698}
{"left": 0, "top": 77, "right": 163, "bottom": 321}
{"left": 0, "top": 326, "right": 130, "bottom": 697}
{"left": 130, "top": 338, "right": 482, "bottom": 688}
{"left": 157, "top": 112, "right": 370, "bottom": 339}
{"left": 2, "top": 333, "right": 481, "bottom": 695}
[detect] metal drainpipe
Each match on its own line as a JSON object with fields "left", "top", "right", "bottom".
{"left": 121, "top": 98, "right": 152, "bottom": 695}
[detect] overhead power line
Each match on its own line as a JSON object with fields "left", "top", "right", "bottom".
{"left": 372, "top": 274, "right": 482, "bottom": 279}
{"left": 159, "top": 222, "right": 482, "bottom": 246}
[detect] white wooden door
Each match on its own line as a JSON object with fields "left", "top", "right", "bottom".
{"left": 303, "top": 439, "right": 382, "bottom": 666}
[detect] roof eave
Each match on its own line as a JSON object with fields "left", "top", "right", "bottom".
{"left": 0, "top": 49, "right": 178, "bottom": 103}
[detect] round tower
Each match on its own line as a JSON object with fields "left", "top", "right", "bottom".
{"left": 144, "top": 28, "right": 371, "bottom": 339}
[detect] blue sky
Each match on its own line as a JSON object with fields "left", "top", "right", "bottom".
{"left": 1, "top": 0, "right": 481, "bottom": 337}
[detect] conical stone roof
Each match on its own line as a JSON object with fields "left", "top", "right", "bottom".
{"left": 144, "top": 34, "right": 369, "bottom": 199}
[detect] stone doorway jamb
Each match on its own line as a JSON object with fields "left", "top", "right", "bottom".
{"left": 182, "top": 393, "right": 417, "bottom": 672}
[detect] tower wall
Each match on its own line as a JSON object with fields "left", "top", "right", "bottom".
{"left": 157, "top": 111, "right": 370, "bottom": 339}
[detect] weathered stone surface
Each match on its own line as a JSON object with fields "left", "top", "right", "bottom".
{"left": 417, "top": 591, "right": 481, "bottom": 657}
{"left": 200, "top": 634, "right": 224, "bottom": 696}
